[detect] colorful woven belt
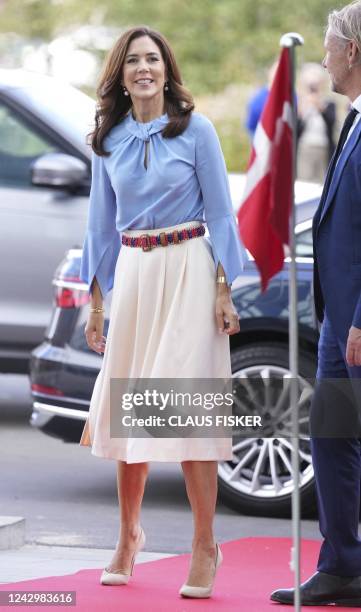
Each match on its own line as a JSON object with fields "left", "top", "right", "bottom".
{"left": 121, "top": 224, "right": 205, "bottom": 252}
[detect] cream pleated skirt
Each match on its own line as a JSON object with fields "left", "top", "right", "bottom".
{"left": 79, "top": 221, "right": 233, "bottom": 463}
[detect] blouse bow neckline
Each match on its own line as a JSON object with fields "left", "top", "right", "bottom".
{"left": 125, "top": 112, "right": 169, "bottom": 142}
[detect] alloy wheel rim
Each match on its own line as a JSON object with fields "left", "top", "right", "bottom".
{"left": 218, "top": 365, "right": 314, "bottom": 500}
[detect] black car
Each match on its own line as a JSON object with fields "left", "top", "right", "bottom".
{"left": 30, "top": 193, "right": 320, "bottom": 518}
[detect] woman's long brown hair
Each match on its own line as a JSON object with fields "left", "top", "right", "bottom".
{"left": 88, "top": 26, "right": 195, "bottom": 156}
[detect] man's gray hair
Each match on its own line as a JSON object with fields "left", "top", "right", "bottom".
{"left": 328, "top": 1, "right": 361, "bottom": 50}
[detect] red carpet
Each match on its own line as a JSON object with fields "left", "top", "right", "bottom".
{"left": 0, "top": 537, "right": 354, "bottom": 610}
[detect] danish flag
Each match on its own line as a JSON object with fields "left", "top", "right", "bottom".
{"left": 238, "top": 48, "right": 294, "bottom": 291}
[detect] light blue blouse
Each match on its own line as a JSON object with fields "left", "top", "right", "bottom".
{"left": 80, "top": 110, "right": 247, "bottom": 298}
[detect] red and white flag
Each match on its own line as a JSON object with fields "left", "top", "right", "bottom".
{"left": 238, "top": 48, "right": 294, "bottom": 291}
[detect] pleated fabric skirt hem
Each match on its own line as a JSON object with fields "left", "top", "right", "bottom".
{"left": 91, "top": 443, "right": 232, "bottom": 463}
{"left": 79, "top": 220, "right": 233, "bottom": 463}
{"left": 80, "top": 419, "right": 233, "bottom": 462}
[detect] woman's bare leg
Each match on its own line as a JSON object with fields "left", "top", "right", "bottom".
{"left": 106, "top": 460, "right": 149, "bottom": 572}
{"left": 181, "top": 460, "right": 218, "bottom": 586}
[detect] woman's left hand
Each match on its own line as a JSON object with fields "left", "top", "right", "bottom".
{"left": 215, "top": 286, "right": 240, "bottom": 335}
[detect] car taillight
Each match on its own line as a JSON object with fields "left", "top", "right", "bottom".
{"left": 31, "top": 383, "right": 64, "bottom": 396}
{"left": 54, "top": 283, "right": 90, "bottom": 309}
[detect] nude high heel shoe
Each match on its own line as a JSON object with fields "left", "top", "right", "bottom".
{"left": 179, "top": 543, "right": 223, "bottom": 598}
{"left": 100, "top": 527, "right": 146, "bottom": 585}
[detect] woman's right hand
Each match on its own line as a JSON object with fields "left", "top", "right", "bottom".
{"left": 85, "top": 312, "right": 106, "bottom": 354}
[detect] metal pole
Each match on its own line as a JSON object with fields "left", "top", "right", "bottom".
{"left": 280, "top": 32, "right": 304, "bottom": 612}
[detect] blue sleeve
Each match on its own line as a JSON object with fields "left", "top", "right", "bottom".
{"left": 194, "top": 115, "right": 247, "bottom": 285}
{"left": 245, "top": 98, "right": 260, "bottom": 138}
{"left": 245, "top": 88, "right": 268, "bottom": 138}
{"left": 79, "top": 151, "right": 121, "bottom": 299}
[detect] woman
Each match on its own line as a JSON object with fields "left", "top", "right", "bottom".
{"left": 79, "top": 25, "right": 246, "bottom": 599}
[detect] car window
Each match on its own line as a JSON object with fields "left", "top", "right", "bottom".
{"left": 0, "top": 102, "right": 57, "bottom": 187}
{"left": 296, "top": 228, "right": 313, "bottom": 258}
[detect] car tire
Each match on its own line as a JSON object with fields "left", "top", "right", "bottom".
{"left": 218, "top": 342, "right": 318, "bottom": 518}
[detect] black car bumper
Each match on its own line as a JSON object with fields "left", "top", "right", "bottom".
{"left": 30, "top": 340, "right": 97, "bottom": 442}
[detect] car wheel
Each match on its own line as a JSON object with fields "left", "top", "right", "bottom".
{"left": 218, "top": 342, "right": 317, "bottom": 517}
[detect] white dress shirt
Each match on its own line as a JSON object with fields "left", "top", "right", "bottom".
{"left": 344, "top": 93, "right": 361, "bottom": 146}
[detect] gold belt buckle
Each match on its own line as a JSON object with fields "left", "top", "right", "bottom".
{"left": 140, "top": 234, "right": 152, "bottom": 252}
{"left": 159, "top": 232, "right": 168, "bottom": 247}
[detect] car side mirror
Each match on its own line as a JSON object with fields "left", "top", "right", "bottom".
{"left": 31, "top": 153, "right": 89, "bottom": 190}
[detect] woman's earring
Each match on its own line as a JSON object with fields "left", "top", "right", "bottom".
{"left": 123, "top": 86, "right": 129, "bottom": 96}
{"left": 164, "top": 82, "right": 169, "bottom": 91}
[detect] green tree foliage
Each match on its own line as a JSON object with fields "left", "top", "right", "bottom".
{"left": 0, "top": 0, "right": 338, "bottom": 169}
{"left": 0, "top": 0, "right": 55, "bottom": 39}
{"left": 0, "top": 0, "right": 336, "bottom": 91}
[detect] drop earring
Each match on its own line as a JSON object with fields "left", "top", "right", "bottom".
{"left": 123, "top": 86, "right": 129, "bottom": 96}
{"left": 164, "top": 82, "right": 169, "bottom": 91}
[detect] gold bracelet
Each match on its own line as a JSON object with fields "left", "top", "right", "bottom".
{"left": 90, "top": 306, "right": 105, "bottom": 313}
{"left": 216, "top": 276, "right": 227, "bottom": 284}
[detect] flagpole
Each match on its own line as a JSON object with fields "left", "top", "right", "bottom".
{"left": 280, "top": 31, "right": 304, "bottom": 612}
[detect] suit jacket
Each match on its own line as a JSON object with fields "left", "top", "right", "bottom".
{"left": 313, "top": 118, "right": 361, "bottom": 342}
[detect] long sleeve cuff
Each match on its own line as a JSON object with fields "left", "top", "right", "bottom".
{"left": 79, "top": 230, "right": 121, "bottom": 300}
{"left": 352, "top": 294, "right": 361, "bottom": 329}
{"left": 207, "top": 214, "right": 247, "bottom": 285}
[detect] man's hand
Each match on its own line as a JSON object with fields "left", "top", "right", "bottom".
{"left": 346, "top": 325, "right": 361, "bottom": 367}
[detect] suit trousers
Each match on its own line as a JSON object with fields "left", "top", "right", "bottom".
{"left": 311, "top": 312, "right": 361, "bottom": 576}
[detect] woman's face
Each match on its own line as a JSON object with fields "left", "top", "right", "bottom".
{"left": 122, "top": 35, "right": 167, "bottom": 102}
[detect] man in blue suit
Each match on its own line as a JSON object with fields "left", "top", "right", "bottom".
{"left": 271, "top": 1, "right": 361, "bottom": 606}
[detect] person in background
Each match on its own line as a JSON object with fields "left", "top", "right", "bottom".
{"left": 297, "top": 62, "right": 337, "bottom": 183}
{"left": 245, "top": 62, "right": 277, "bottom": 139}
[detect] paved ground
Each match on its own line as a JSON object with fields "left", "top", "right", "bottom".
{"left": 0, "top": 545, "right": 174, "bottom": 584}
